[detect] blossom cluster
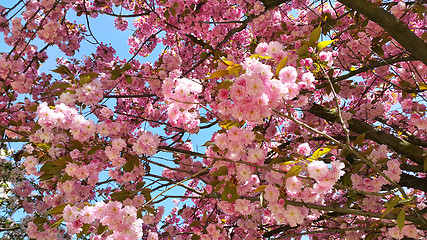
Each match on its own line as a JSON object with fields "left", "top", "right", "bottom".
{"left": 162, "top": 76, "right": 203, "bottom": 133}
{"left": 132, "top": 130, "right": 161, "bottom": 156}
{"left": 34, "top": 102, "right": 96, "bottom": 143}
{"left": 211, "top": 42, "right": 316, "bottom": 125}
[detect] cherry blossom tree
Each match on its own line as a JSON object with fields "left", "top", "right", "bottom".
{"left": 0, "top": 0, "right": 426, "bottom": 239}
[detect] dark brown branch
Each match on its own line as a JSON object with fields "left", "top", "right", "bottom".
{"left": 286, "top": 200, "right": 426, "bottom": 228}
{"left": 315, "top": 56, "right": 416, "bottom": 89}
{"left": 0, "top": 226, "right": 20, "bottom": 232}
{"left": 338, "top": 0, "right": 427, "bottom": 65}
{"left": 259, "top": 0, "right": 291, "bottom": 9}
{"left": 104, "top": 94, "right": 156, "bottom": 98}
{"left": 96, "top": 10, "right": 150, "bottom": 18}
{"left": 398, "top": 173, "right": 427, "bottom": 193}
{"left": 308, "top": 104, "right": 426, "bottom": 169}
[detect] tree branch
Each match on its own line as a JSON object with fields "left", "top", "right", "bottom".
{"left": 338, "top": 0, "right": 427, "bottom": 65}
{"left": 308, "top": 103, "right": 427, "bottom": 167}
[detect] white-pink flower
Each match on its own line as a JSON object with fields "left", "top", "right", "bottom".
{"left": 307, "top": 160, "right": 329, "bottom": 181}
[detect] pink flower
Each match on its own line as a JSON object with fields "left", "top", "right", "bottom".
{"left": 387, "top": 226, "right": 404, "bottom": 239}
{"left": 80, "top": 207, "right": 97, "bottom": 224}
{"left": 104, "top": 201, "right": 122, "bottom": 216}
{"left": 286, "top": 176, "right": 302, "bottom": 194}
{"left": 133, "top": 130, "right": 160, "bottom": 156}
{"left": 401, "top": 225, "right": 420, "bottom": 239}
{"left": 65, "top": 162, "right": 79, "bottom": 177}
{"left": 297, "top": 143, "right": 311, "bottom": 155}
{"left": 100, "top": 106, "right": 114, "bottom": 118}
{"left": 63, "top": 205, "right": 79, "bottom": 222}
{"left": 264, "top": 184, "right": 279, "bottom": 203}
{"left": 218, "top": 89, "right": 229, "bottom": 101}
{"left": 307, "top": 160, "right": 329, "bottom": 181}
{"left": 236, "top": 163, "right": 252, "bottom": 182}
{"left": 234, "top": 199, "right": 253, "bottom": 215}
{"left": 283, "top": 206, "right": 306, "bottom": 227}
{"left": 278, "top": 66, "right": 297, "bottom": 84}
{"left": 247, "top": 147, "right": 265, "bottom": 164}
{"left": 148, "top": 231, "right": 159, "bottom": 240}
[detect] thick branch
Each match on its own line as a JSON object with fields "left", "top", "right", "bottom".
{"left": 104, "top": 94, "right": 156, "bottom": 99}
{"left": 398, "top": 173, "right": 427, "bottom": 193}
{"left": 287, "top": 200, "right": 425, "bottom": 228}
{"left": 315, "top": 56, "right": 416, "bottom": 90}
{"left": 259, "top": 0, "right": 290, "bottom": 9}
{"left": 308, "top": 104, "right": 427, "bottom": 167}
{"left": 338, "top": 0, "right": 427, "bottom": 65}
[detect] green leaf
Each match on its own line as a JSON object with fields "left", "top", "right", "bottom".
{"left": 212, "top": 166, "right": 228, "bottom": 177}
{"left": 51, "top": 82, "right": 72, "bottom": 90}
{"left": 258, "top": 55, "right": 273, "bottom": 60}
{"left": 33, "top": 217, "right": 48, "bottom": 231}
{"left": 79, "top": 72, "right": 98, "bottom": 85}
{"left": 206, "top": 69, "right": 229, "bottom": 79}
{"left": 276, "top": 55, "right": 289, "bottom": 76}
{"left": 249, "top": 53, "right": 261, "bottom": 59}
{"left": 110, "top": 66, "right": 122, "bottom": 80}
{"left": 309, "top": 25, "right": 322, "bottom": 46}
{"left": 202, "top": 141, "right": 214, "bottom": 147}
{"left": 189, "top": 220, "right": 201, "bottom": 227}
{"left": 254, "top": 132, "right": 267, "bottom": 142}
{"left": 123, "top": 159, "right": 135, "bottom": 172}
{"left": 252, "top": 185, "right": 267, "bottom": 193}
{"left": 280, "top": 161, "right": 296, "bottom": 165}
{"left": 47, "top": 203, "right": 70, "bottom": 215}
{"left": 381, "top": 196, "right": 400, "bottom": 218}
{"left": 97, "top": 224, "right": 108, "bottom": 235}
{"left": 60, "top": 174, "right": 73, "bottom": 183}
{"left": 77, "top": 224, "right": 90, "bottom": 238}
{"left": 27, "top": 103, "right": 39, "bottom": 112}
{"left": 296, "top": 44, "right": 309, "bottom": 56}
{"left": 221, "top": 182, "right": 239, "bottom": 203}
{"left": 110, "top": 190, "right": 133, "bottom": 201}
{"left": 191, "top": 234, "right": 201, "bottom": 240}
{"left": 141, "top": 188, "right": 152, "bottom": 202}
{"left": 227, "top": 64, "right": 242, "bottom": 76}
{"left": 35, "top": 142, "right": 51, "bottom": 150}
{"left": 88, "top": 145, "right": 104, "bottom": 155}
{"left": 122, "top": 161, "right": 134, "bottom": 173}
{"left": 218, "top": 120, "right": 244, "bottom": 130}
{"left": 124, "top": 75, "right": 133, "bottom": 84}
{"left": 200, "top": 52, "right": 209, "bottom": 59}
{"left": 136, "top": 182, "right": 145, "bottom": 189}
{"left": 70, "top": 140, "right": 84, "bottom": 151}
{"left": 285, "top": 165, "right": 301, "bottom": 179}
{"left": 50, "top": 217, "right": 64, "bottom": 228}
{"left": 144, "top": 205, "right": 155, "bottom": 214}
{"left": 40, "top": 162, "right": 55, "bottom": 173}
{"left": 396, "top": 209, "right": 405, "bottom": 230}
{"left": 55, "top": 156, "right": 71, "bottom": 166}
{"left": 215, "top": 79, "right": 234, "bottom": 90}
{"left": 164, "top": 10, "right": 170, "bottom": 20}
{"left": 317, "top": 39, "right": 336, "bottom": 50}
{"left": 122, "top": 63, "right": 132, "bottom": 72}
{"left": 354, "top": 133, "right": 366, "bottom": 147}
{"left": 220, "top": 57, "right": 234, "bottom": 66}
{"left": 269, "top": 157, "right": 286, "bottom": 165}
{"left": 372, "top": 44, "right": 384, "bottom": 57}
{"left": 308, "top": 146, "right": 335, "bottom": 161}
{"left": 52, "top": 65, "right": 73, "bottom": 77}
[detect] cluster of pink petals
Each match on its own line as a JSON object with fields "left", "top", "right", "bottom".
{"left": 132, "top": 130, "right": 161, "bottom": 156}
